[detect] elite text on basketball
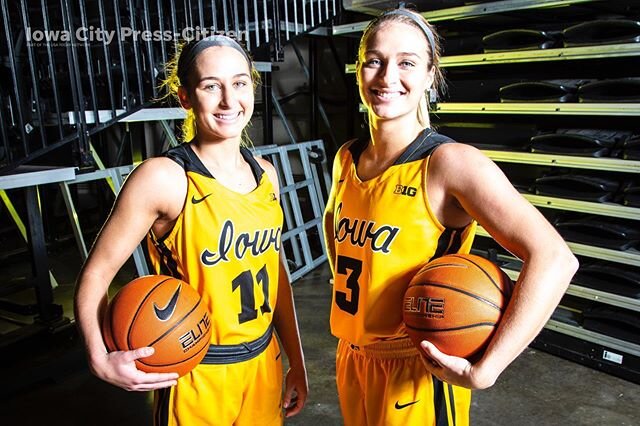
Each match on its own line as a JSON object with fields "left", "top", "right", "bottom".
{"left": 179, "top": 311, "right": 212, "bottom": 352}
{"left": 403, "top": 296, "right": 445, "bottom": 319}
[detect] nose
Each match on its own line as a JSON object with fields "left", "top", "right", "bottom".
{"left": 381, "top": 62, "right": 399, "bottom": 85}
{"left": 219, "top": 85, "right": 237, "bottom": 108}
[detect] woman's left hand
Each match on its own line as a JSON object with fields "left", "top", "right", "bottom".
{"left": 283, "top": 364, "right": 309, "bottom": 418}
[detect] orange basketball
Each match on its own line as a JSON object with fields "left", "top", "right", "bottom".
{"left": 102, "top": 275, "right": 212, "bottom": 377}
{"left": 402, "top": 253, "right": 514, "bottom": 359}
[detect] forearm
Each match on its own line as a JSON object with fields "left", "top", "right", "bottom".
{"left": 273, "top": 261, "right": 305, "bottom": 368}
{"left": 474, "top": 245, "right": 578, "bottom": 387}
{"left": 74, "top": 268, "right": 113, "bottom": 366}
{"left": 322, "top": 211, "right": 335, "bottom": 276}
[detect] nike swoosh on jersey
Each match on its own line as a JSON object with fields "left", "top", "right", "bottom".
{"left": 153, "top": 284, "right": 181, "bottom": 321}
{"left": 394, "top": 400, "right": 419, "bottom": 410}
{"left": 192, "top": 193, "right": 212, "bottom": 204}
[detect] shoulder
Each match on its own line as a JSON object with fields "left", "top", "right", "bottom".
{"left": 129, "top": 156, "right": 186, "bottom": 186}
{"left": 119, "top": 157, "right": 187, "bottom": 214}
{"left": 430, "top": 142, "right": 489, "bottom": 172}
{"left": 429, "top": 142, "right": 503, "bottom": 192}
{"left": 255, "top": 156, "right": 279, "bottom": 187}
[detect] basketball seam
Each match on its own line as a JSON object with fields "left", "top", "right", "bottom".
{"left": 406, "top": 322, "right": 496, "bottom": 332}
{"left": 418, "top": 262, "right": 467, "bottom": 272}
{"left": 448, "top": 254, "right": 511, "bottom": 298}
{"left": 126, "top": 277, "right": 175, "bottom": 350}
{"left": 408, "top": 282, "right": 502, "bottom": 311}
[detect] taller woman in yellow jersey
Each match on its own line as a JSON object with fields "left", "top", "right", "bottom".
{"left": 323, "top": 7, "right": 578, "bottom": 426}
{"left": 74, "top": 35, "right": 307, "bottom": 425}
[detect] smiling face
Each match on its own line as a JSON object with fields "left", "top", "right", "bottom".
{"left": 357, "top": 20, "right": 435, "bottom": 126}
{"left": 178, "top": 45, "right": 254, "bottom": 143}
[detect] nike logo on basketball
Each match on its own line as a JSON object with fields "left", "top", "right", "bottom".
{"left": 395, "top": 400, "right": 419, "bottom": 410}
{"left": 192, "top": 193, "right": 212, "bottom": 204}
{"left": 153, "top": 284, "right": 181, "bottom": 321}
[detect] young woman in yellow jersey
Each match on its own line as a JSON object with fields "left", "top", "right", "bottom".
{"left": 323, "top": 7, "right": 578, "bottom": 426}
{"left": 74, "top": 36, "right": 308, "bottom": 425}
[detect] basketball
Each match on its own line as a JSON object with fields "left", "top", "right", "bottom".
{"left": 102, "top": 275, "right": 212, "bottom": 377}
{"left": 402, "top": 253, "right": 514, "bottom": 359}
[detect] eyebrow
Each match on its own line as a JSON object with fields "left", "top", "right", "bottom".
{"left": 364, "top": 49, "right": 422, "bottom": 58}
{"left": 198, "top": 73, "right": 251, "bottom": 83}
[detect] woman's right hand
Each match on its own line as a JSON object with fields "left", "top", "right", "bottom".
{"left": 89, "top": 346, "right": 179, "bottom": 391}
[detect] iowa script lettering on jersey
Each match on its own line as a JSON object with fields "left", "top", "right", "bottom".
{"left": 200, "top": 220, "right": 281, "bottom": 266}
{"left": 333, "top": 202, "right": 400, "bottom": 253}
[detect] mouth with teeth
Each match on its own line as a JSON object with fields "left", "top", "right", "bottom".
{"left": 371, "top": 89, "right": 406, "bottom": 101}
{"left": 213, "top": 111, "right": 243, "bottom": 122}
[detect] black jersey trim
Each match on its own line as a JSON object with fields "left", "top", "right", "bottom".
{"left": 154, "top": 239, "right": 182, "bottom": 278}
{"left": 433, "top": 229, "right": 454, "bottom": 259}
{"left": 433, "top": 376, "right": 449, "bottom": 426}
{"left": 448, "top": 383, "right": 457, "bottom": 425}
{"left": 347, "top": 129, "right": 454, "bottom": 166}
{"left": 163, "top": 142, "right": 264, "bottom": 184}
{"left": 432, "top": 228, "right": 466, "bottom": 260}
{"left": 154, "top": 387, "right": 170, "bottom": 426}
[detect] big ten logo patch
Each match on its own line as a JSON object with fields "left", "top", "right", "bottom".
{"left": 394, "top": 185, "right": 417, "bottom": 197}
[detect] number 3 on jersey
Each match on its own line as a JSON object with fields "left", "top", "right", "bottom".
{"left": 232, "top": 264, "right": 271, "bottom": 324}
{"left": 335, "top": 255, "right": 361, "bottom": 315}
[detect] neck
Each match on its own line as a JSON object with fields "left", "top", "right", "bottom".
{"left": 191, "top": 137, "right": 245, "bottom": 172}
{"left": 367, "top": 114, "right": 428, "bottom": 161}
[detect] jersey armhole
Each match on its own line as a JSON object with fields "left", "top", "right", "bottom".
{"left": 422, "top": 154, "right": 447, "bottom": 232}
{"left": 423, "top": 143, "right": 477, "bottom": 234}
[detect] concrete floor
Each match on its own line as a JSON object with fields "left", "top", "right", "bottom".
{"left": 0, "top": 262, "right": 638, "bottom": 425}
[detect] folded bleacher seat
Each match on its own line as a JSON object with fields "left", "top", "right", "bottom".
{"left": 622, "top": 184, "right": 640, "bottom": 207}
{"left": 573, "top": 262, "right": 640, "bottom": 299}
{"left": 499, "top": 80, "right": 587, "bottom": 102}
{"left": 563, "top": 19, "right": 640, "bottom": 47}
{"left": 578, "top": 78, "right": 640, "bottom": 102}
{"left": 530, "top": 129, "right": 628, "bottom": 157}
{"left": 622, "top": 135, "right": 640, "bottom": 160}
{"left": 582, "top": 305, "right": 640, "bottom": 345}
{"left": 482, "top": 29, "right": 561, "bottom": 52}
{"left": 531, "top": 173, "right": 620, "bottom": 202}
{"left": 555, "top": 216, "right": 640, "bottom": 250}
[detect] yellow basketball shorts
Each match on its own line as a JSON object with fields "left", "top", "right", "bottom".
{"left": 336, "top": 338, "right": 471, "bottom": 426}
{"left": 154, "top": 335, "right": 283, "bottom": 426}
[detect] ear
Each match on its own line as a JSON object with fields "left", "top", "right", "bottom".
{"left": 177, "top": 86, "right": 192, "bottom": 110}
{"left": 424, "top": 66, "right": 436, "bottom": 90}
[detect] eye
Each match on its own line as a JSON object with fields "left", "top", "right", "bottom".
{"left": 234, "top": 80, "right": 249, "bottom": 88}
{"left": 399, "top": 60, "right": 415, "bottom": 68}
{"left": 364, "top": 58, "right": 382, "bottom": 67}
{"left": 204, "top": 83, "right": 221, "bottom": 91}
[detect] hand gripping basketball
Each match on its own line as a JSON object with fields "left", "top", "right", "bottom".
{"left": 102, "top": 275, "right": 212, "bottom": 377}
{"left": 403, "top": 254, "right": 514, "bottom": 359}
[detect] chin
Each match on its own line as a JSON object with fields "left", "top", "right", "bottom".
{"left": 369, "top": 107, "right": 409, "bottom": 121}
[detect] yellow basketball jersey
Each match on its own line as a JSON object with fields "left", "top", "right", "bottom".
{"left": 328, "top": 130, "right": 477, "bottom": 346}
{"left": 147, "top": 143, "right": 283, "bottom": 346}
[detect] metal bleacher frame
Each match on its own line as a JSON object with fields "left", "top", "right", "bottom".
{"left": 0, "top": 0, "right": 340, "bottom": 341}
